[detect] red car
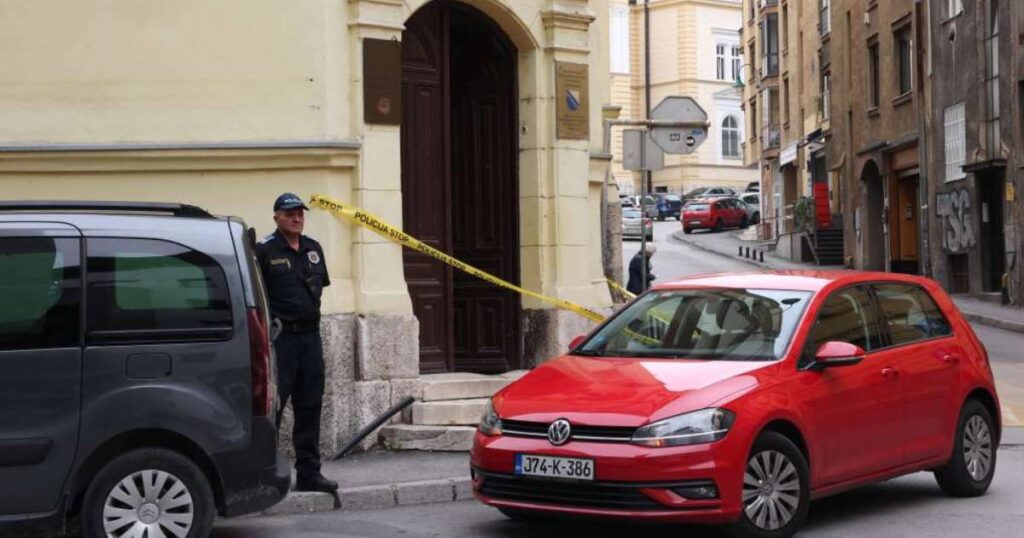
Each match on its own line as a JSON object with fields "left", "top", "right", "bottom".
{"left": 471, "top": 271, "right": 1000, "bottom": 538}
{"left": 683, "top": 197, "right": 749, "bottom": 233}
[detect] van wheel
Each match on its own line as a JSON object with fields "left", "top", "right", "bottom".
{"left": 729, "top": 432, "right": 809, "bottom": 538}
{"left": 934, "top": 399, "right": 997, "bottom": 497}
{"left": 82, "top": 448, "right": 215, "bottom": 538}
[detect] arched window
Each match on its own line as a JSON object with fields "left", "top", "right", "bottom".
{"left": 722, "top": 116, "right": 740, "bottom": 159}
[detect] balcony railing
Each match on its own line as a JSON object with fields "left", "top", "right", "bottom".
{"left": 819, "top": 6, "right": 831, "bottom": 36}
{"left": 762, "top": 124, "right": 781, "bottom": 150}
{"left": 760, "top": 0, "right": 779, "bottom": 8}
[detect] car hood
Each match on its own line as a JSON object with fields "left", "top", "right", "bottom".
{"left": 495, "top": 356, "right": 776, "bottom": 427}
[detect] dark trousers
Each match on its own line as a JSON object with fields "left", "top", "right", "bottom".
{"left": 274, "top": 329, "right": 325, "bottom": 479}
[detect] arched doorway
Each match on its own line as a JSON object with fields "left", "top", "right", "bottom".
{"left": 861, "top": 160, "right": 886, "bottom": 271}
{"left": 400, "top": 1, "right": 521, "bottom": 375}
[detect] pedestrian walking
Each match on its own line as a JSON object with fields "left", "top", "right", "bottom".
{"left": 626, "top": 244, "right": 657, "bottom": 296}
{"left": 255, "top": 193, "right": 338, "bottom": 493}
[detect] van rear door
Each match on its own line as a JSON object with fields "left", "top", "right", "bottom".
{"left": 0, "top": 222, "right": 83, "bottom": 515}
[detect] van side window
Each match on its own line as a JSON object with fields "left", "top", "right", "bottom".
{"left": 873, "top": 284, "right": 953, "bottom": 346}
{"left": 86, "top": 238, "right": 232, "bottom": 339}
{"left": 802, "top": 286, "right": 881, "bottom": 367}
{"left": 0, "top": 237, "right": 81, "bottom": 351}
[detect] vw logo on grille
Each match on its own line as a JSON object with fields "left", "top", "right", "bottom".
{"left": 547, "top": 419, "right": 572, "bottom": 446}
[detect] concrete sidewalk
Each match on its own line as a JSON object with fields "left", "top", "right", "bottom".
{"left": 953, "top": 296, "right": 1024, "bottom": 336}
{"left": 671, "top": 229, "right": 839, "bottom": 271}
{"left": 261, "top": 450, "right": 470, "bottom": 517}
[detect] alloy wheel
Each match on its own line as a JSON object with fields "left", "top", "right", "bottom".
{"left": 963, "top": 415, "right": 994, "bottom": 482}
{"left": 102, "top": 469, "right": 194, "bottom": 538}
{"left": 742, "top": 449, "right": 801, "bottom": 531}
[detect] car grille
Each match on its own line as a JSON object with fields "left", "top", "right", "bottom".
{"left": 501, "top": 420, "right": 636, "bottom": 443}
{"left": 478, "top": 473, "right": 665, "bottom": 510}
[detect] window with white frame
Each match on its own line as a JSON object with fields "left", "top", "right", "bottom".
{"left": 610, "top": 6, "right": 630, "bottom": 74}
{"left": 944, "top": 103, "right": 966, "bottom": 182}
{"left": 722, "top": 116, "right": 741, "bottom": 159}
{"left": 731, "top": 46, "right": 742, "bottom": 82}
{"left": 947, "top": 0, "right": 963, "bottom": 18}
{"left": 716, "top": 44, "right": 727, "bottom": 80}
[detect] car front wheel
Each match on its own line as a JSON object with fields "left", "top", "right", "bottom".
{"left": 730, "top": 432, "right": 809, "bottom": 538}
{"left": 934, "top": 399, "right": 997, "bottom": 497}
{"left": 82, "top": 448, "right": 216, "bottom": 538}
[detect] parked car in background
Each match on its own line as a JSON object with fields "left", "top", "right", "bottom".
{"left": 745, "top": 181, "right": 760, "bottom": 193}
{"left": 620, "top": 196, "right": 636, "bottom": 208}
{"left": 0, "top": 201, "right": 289, "bottom": 537}
{"left": 651, "top": 193, "right": 684, "bottom": 221}
{"left": 632, "top": 195, "right": 659, "bottom": 220}
{"left": 683, "top": 197, "right": 749, "bottom": 233}
{"left": 621, "top": 207, "right": 654, "bottom": 241}
{"left": 472, "top": 271, "right": 1000, "bottom": 538}
{"left": 739, "top": 192, "right": 761, "bottom": 224}
{"left": 683, "top": 187, "right": 737, "bottom": 202}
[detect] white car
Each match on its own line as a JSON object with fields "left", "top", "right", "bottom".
{"left": 738, "top": 192, "right": 761, "bottom": 224}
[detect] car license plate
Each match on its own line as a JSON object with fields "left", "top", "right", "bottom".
{"left": 515, "top": 454, "right": 594, "bottom": 481}
{"left": 690, "top": 220, "right": 701, "bottom": 225}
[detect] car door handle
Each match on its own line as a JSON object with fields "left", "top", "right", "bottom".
{"left": 881, "top": 367, "right": 900, "bottom": 379}
{"left": 942, "top": 355, "right": 960, "bottom": 365}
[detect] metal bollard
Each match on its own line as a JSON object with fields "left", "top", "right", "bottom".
{"left": 738, "top": 246, "right": 743, "bottom": 256}
{"left": 745, "top": 247, "right": 750, "bottom": 259}
{"left": 759, "top": 251, "right": 764, "bottom": 263}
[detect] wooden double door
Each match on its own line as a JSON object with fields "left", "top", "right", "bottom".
{"left": 400, "top": 1, "right": 521, "bottom": 374}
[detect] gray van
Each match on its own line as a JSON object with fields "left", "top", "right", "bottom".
{"left": 0, "top": 202, "right": 289, "bottom": 537}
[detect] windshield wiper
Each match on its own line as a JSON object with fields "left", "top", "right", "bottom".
{"left": 571, "top": 349, "right": 606, "bottom": 357}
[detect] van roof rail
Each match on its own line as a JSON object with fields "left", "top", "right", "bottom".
{"left": 0, "top": 201, "right": 214, "bottom": 218}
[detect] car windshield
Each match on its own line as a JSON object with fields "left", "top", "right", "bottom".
{"left": 665, "top": 195, "right": 682, "bottom": 202}
{"left": 575, "top": 289, "right": 812, "bottom": 361}
{"left": 622, "top": 209, "right": 643, "bottom": 218}
{"left": 686, "top": 203, "right": 709, "bottom": 211}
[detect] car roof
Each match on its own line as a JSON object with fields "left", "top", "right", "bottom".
{"left": 655, "top": 270, "right": 933, "bottom": 293}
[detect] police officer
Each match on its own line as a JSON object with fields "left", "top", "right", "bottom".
{"left": 255, "top": 193, "right": 338, "bottom": 493}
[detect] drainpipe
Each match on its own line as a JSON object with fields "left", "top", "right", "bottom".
{"left": 915, "top": 0, "right": 931, "bottom": 277}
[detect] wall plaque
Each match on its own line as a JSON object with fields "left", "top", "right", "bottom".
{"left": 555, "top": 62, "right": 589, "bottom": 140}
{"left": 363, "top": 39, "right": 402, "bottom": 125}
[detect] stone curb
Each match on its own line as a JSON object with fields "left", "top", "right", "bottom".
{"left": 670, "top": 231, "right": 767, "bottom": 268}
{"left": 261, "top": 477, "right": 472, "bottom": 517}
{"left": 958, "top": 311, "right": 1024, "bottom": 336}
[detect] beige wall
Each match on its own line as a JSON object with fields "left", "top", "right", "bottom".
{"left": 0, "top": 0, "right": 615, "bottom": 320}
{"left": 628, "top": 0, "right": 756, "bottom": 195}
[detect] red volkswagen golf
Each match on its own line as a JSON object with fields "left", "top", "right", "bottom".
{"left": 471, "top": 271, "right": 1000, "bottom": 538}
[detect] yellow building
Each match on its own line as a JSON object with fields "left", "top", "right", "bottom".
{"left": 612, "top": 0, "right": 756, "bottom": 196}
{"left": 0, "top": 0, "right": 615, "bottom": 451}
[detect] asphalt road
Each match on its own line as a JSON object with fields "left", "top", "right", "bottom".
{"left": 215, "top": 448, "right": 1024, "bottom": 537}
{"left": 621, "top": 221, "right": 753, "bottom": 283}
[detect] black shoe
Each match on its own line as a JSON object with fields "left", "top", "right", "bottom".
{"left": 295, "top": 473, "right": 339, "bottom": 493}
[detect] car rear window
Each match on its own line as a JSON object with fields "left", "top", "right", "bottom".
{"left": 686, "top": 204, "right": 709, "bottom": 211}
{"left": 86, "top": 238, "right": 232, "bottom": 342}
{"left": 0, "top": 237, "right": 81, "bottom": 351}
{"left": 623, "top": 209, "right": 643, "bottom": 218}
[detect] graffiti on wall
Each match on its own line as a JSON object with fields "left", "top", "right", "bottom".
{"left": 935, "top": 188, "right": 976, "bottom": 254}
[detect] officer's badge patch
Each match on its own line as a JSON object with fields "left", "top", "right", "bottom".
{"left": 308, "top": 251, "right": 321, "bottom": 264}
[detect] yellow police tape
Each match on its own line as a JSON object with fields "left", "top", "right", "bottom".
{"left": 605, "top": 279, "right": 636, "bottom": 301}
{"left": 309, "top": 194, "right": 607, "bottom": 323}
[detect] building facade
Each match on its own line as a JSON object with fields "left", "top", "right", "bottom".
{"left": 0, "top": 0, "right": 616, "bottom": 452}
{"left": 626, "top": 0, "right": 756, "bottom": 196}
{"left": 828, "top": 0, "right": 929, "bottom": 273}
{"left": 926, "top": 0, "right": 1024, "bottom": 303}
{"left": 742, "top": 0, "right": 836, "bottom": 257}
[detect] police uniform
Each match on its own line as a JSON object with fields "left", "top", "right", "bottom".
{"left": 255, "top": 227, "right": 331, "bottom": 487}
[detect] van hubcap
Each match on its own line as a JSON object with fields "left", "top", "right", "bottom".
{"left": 103, "top": 470, "right": 194, "bottom": 538}
{"left": 743, "top": 450, "right": 801, "bottom": 531}
{"left": 964, "top": 415, "right": 993, "bottom": 481}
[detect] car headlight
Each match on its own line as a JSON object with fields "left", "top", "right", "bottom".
{"left": 478, "top": 399, "right": 502, "bottom": 436}
{"left": 631, "top": 408, "right": 735, "bottom": 448}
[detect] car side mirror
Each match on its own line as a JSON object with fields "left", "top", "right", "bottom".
{"left": 568, "top": 334, "right": 587, "bottom": 351}
{"left": 814, "top": 341, "right": 866, "bottom": 368}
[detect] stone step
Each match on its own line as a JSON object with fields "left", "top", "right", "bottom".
{"left": 419, "top": 372, "right": 523, "bottom": 402}
{"left": 380, "top": 424, "right": 476, "bottom": 451}
{"left": 411, "top": 398, "right": 490, "bottom": 426}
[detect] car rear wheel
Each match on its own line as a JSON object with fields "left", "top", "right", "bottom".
{"left": 713, "top": 218, "right": 724, "bottom": 232}
{"left": 82, "top": 448, "right": 215, "bottom": 538}
{"left": 934, "top": 399, "right": 997, "bottom": 497}
{"left": 684, "top": 228, "right": 693, "bottom": 234}
{"left": 741, "top": 216, "right": 749, "bottom": 228}
{"left": 752, "top": 212, "right": 761, "bottom": 224}
{"left": 730, "top": 432, "right": 809, "bottom": 538}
